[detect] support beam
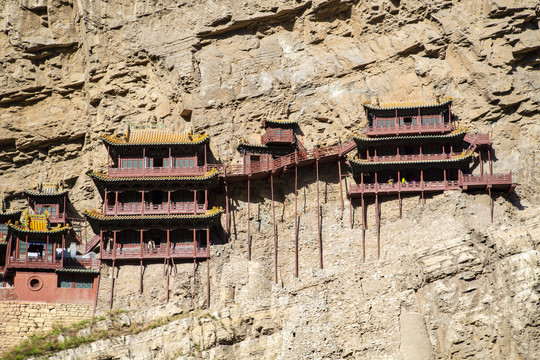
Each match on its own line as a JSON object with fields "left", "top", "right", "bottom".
{"left": 488, "top": 147, "right": 493, "bottom": 175}
{"left": 346, "top": 177, "right": 353, "bottom": 229}
{"left": 361, "top": 195, "right": 365, "bottom": 263}
{"left": 376, "top": 194, "right": 380, "bottom": 260}
{"left": 316, "top": 157, "right": 322, "bottom": 269}
{"left": 225, "top": 179, "right": 230, "bottom": 243}
{"left": 139, "top": 259, "right": 143, "bottom": 294}
{"left": 207, "top": 227, "right": 210, "bottom": 309}
{"left": 110, "top": 259, "right": 115, "bottom": 309}
{"left": 338, "top": 159, "right": 344, "bottom": 212}
{"left": 294, "top": 164, "right": 298, "bottom": 278}
{"left": 271, "top": 174, "right": 278, "bottom": 284}
{"left": 166, "top": 258, "right": 170, "bottom": 303}
{"left": 489, "top": 187, "right": 493, "bottom": 223}
{"left": 479, "top": 150, "right": 484, "bottom": 176}
{"left": 247, "top": 178, "right": 251, "bottom": 261}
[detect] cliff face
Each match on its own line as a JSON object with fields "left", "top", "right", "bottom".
{"left": 1, "top": 0, "right": 539, "bottom": 359}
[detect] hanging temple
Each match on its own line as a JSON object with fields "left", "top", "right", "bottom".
{"left": 0, "top": 99, "right": 516, "bottom": 308}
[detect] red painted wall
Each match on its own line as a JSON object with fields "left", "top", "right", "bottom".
{"left": 6, "top": 271, "right": 98, "bottom": 305}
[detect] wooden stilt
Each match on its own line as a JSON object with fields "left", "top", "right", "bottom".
{"left": 294, "top": 164, "right": 298, "bottom": 278}
{"left": 399, "top": 192, "right": 402, "bottom": 219}
{"left": 271, "top": 174, "right": 277, "bottom": 284}
{"left": 361, "top": 195, "right": 365, "bottom": 263}
{"left": 338, "top": 159, "right": 344, "bottom": 212}
{"left": 376, "top": 194, "right": 380, "bottom": 260}
{"left": 225, "top": 179, "right": 230, "bottom": 243}
{"left": 207, "top": 257, "right": 210, "bottom": 308}
{"left": 247, "top": 178, "right": 251, "bottom": 261}
{"left": 139, "top": 259, "right": 143, "bottom": 294}
{"left": 316, "top": 157, "right": 322, "bottom": 269}
{"left": 346, "top": 177, "right": 353, "bottom": 229}
{"left": 110, "top": 260, "right": 115, "bottom": 309}
{"left": 489, "top": 187, "right": 493, "bottom": 223}
{"left": 166, "top": 259, "right": 170, "bottom": 303}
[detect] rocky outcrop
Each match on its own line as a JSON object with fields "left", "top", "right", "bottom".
{"left": 0, "top": 0, "right": 539, "bottom": 359}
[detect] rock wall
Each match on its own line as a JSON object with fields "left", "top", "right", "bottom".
{"left": 0, "top": 301, "right": 94, "bottom": 353}
{"left": 0, "top": 0, "right": 539, "bottom": 359}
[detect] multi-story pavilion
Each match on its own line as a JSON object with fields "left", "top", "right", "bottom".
{"left": 347, "top": 99, "right": 515, "bottom": 260}
{"left": 84, "top": 123, "right": 223, "bottom": 307}
{"left": 1, "top": 184, "right": 99, "bottom": 304}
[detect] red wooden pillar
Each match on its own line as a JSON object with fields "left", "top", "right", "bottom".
{"left": 141, "top": 191, "right": 144, "bottom": 215}
{"left": 397, "top": 170, "right": 402, "bottom": 219}
{"left": 205, "top": 189, "right": 208, "bottom": 210}
{"left": 46, "top": 234, "right": 49, "bottom": 266}
{"left": 104, "top": 190, "right": 108, "bottom": 213}
{"left": 488, "top": 147, "right": 493, "bottom": 175}
{"left": 110, "top": 259, "right": 115, "bottom": 309}
{"left": 140, "top": 229, "right": 143, "bottom": 294}
{"left": 444, "top": 169, "right": 448, "bottom": 190}
{"left": 115, "top": 191, "right": 119, "bottom": 216}
{"left": 193, "top": 229, "right": 197, "bottom": 257}
{"left": 294, "top": 163, "right": 298, "bottom": 278}
{"left": 61, "top": 232, "right": 65, "bottom": 266}
{"left": 113, "top": 230, "right": 117, "bottom": 259}
{"left": 247, "top": 178, "right": 251, "bottom": 261}
{"left": 225, "top": 177, "right": 230, "bottom": 243}
{"left": 205, "top": 227, "right": 210, "bottom": 308}
{"left": 421, "top": 169, "right": 425, "bottom": 205}
{"left": 375, "top": 194, "right": 380, "bottom": 260}
{"left": 167, "top": 229, "right": 170, "bottom": 257}
{"left": 193, "top": 190, "right": 197, "bottom": 214}
{"left": 338, "top": 159, "right": 344, "bottom": 212}
{"left": 374, "top": 172, "right": 378, "bottom": 193}
{"left": 316, "top": 156, "right": 322, "bottom": 269}
{"left": 168, "top": 190, "right": 171, "bottom": 215}
{"left": 271, "top": 174, "right": 277, "bottom": 284}
{"left": 361, "top": 194, "right": 365, "bottom": 263}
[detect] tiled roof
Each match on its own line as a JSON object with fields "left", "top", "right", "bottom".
{"left": 56, "top": 268, "right": 100, "bottom": 274}
{"left": 8, "top": 223, "right": 72, "bottom": 234}
{"left": 264, "top": 119, "right": 298, "bottom": 125}
{"left": 363, "top": 97, "right": 452, "bottom": 110}
{"left": 101, "top": 129, "right": 209, "bottom": 146}
{"left": 82, "top": 207, "right": 223, "bottom": 222}
{"left": 24, "top": 183, "right": 68, "bottom": 197}
{"left": 353, "top": 128, "right": 467, "bottom": 142}
{"left": 347, "top": 150, "right": 473, "bottom": 167}
{"left": 237, "top": 139, "right": 268, "bottom": 149}
{"left": 87, "top": 168, "right": 220, "bottom": 182}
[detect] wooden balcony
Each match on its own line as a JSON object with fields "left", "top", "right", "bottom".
{"left": 349, "top": 180, "right": 461, "bottom": 197}
{"left": 348, "top": 172, "right": 513, "bottom": 197}
{"left": 105, "top": 202, "right": 206, "bottom": 216}
{"left": 261, "top": 129, "right": 295, "bottom": 145}
{"left": 108, "top": 165, "right": 207, "bottom": 178}
{"left": 365, "top": 122, "right": 452, "bottom": 136}
{"left": 101, "top": 245, "right": 209, "bottom": 260}
{"left": 6, "top": 256, "right": 99, "bottom": 270}
{"left": 362, "top": 153, "right": 458, "bottom": 162}
{"left": 462, "top": 173, "right": 513, "bottom": 190}
{"left": 49, "top": 213, "right": 66, "bottom": 223}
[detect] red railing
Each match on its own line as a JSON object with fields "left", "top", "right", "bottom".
{"left": 209, "top": 139, "right": 357, "bottom": 178}
{"left": 462, "top": 173, "right": 512, "bottom": 185}
{"left": 261, "top": 129, "right": 295, "bottom": 145}
{"left": 85, "top": 234, "right": 101, "bottom": 254}
{"left": 48, "top": 213, "right": 66, "bottom": 223}
{"left": 366, "top": 122, "right": 451, "bottom": 136}
{"left": 6, "top": 256, "right": 99, "bottom": 270}
{"left": 101, "top": 245, "right": 208, "bottom": 259}
{"left": 105, "top": 202, "right": 206, "bottom": 215}
{"left": 363, "top": 153, "right": 457, "bottom": 162}
{"left": 349, "top": 180, "right": 461, "bottom": 194}
{"left": 464, "top": 132, "right": 491, "bottom": 145}
{"left": 108, "top": 165, "right": 207, "bottom": 177}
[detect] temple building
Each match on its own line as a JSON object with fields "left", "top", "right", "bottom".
{"left": 346, "top": 98, "right": 515, "bottom": 260}
{"left": 237, "top": 118, "right": 303, "bottom": 175}
{"left": 0, "top": 194, "right": 22, "bottom": 288}
{"left": 83, "top": 123, "right": 223, "bottom": 307}
{"left": 1, "top": 183, "right": 99, "bottom": 304}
